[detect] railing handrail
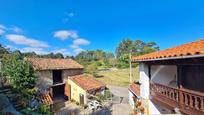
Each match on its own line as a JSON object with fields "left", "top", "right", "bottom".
{"left": 180, "top": 88, "right": 204, "bottom": 97}
{"left": 151, "top": 82, "right": 179, "bottom": 90}
{"left": 151, "top": 82, "right": 204, "bottom": 97}
{"left": 151, "top": 82, "right": 204, "bottom": 113}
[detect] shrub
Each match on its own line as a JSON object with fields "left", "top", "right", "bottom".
{"left": 22, "top": 104, "right": 54, "bottom": 115}
{"left": 71, "top": 99, "right": 75, "bottom": 103}
{"left": 76, "top": 102, "right": 79, "bottom": 105}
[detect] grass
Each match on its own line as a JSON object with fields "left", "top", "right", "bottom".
{"left": 94, "top": 67, "right": 139, "bottom": 87}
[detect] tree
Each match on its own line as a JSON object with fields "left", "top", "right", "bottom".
{"left": 54, "top": 53, "right": 64, "bottom": 58}
{"left": 0, "top": 44, "right": 9, "bottom": 58}
{"left": 12, "top": 50, "right": 23, "bottom": 59}
{"left": 1, "top": 54, "right": 37, "bottom": 99}
{"left": 116, "top": 39, "right": 159, "bottom": 57}
{"left": 115, "top": 39, "right": 159, "bottom": 68}
{"left": 116, "top": 39, "right": 135, "bottom": 58}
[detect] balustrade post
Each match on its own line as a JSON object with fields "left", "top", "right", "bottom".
{"left": 201, "top": 99, "right": 204, "bottom": 111}
{"left": 179, "top": 89, "right": 184, "bottom": 109}
{"left": 195, "top": 96, "right": 199, "bottom": 110}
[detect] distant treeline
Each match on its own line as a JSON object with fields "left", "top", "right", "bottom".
{"left": 0, "top": 39, "right": 159, "bottom": 75}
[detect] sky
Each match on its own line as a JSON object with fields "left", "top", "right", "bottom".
{"left": 0, "top": 0, "right": 204, "bottom": 56}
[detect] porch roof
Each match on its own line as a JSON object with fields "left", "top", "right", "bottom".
{"left": 39, "top": 93, "right": 53, "bottom": 105}
{"left": 69, "top": 75, "right": 106, "bottom": 92}
{"left": 129, "top": 82, "right": 140, "bottom": 96}
{"left": 132, "top": 39, "right": 204, "bottom": 62}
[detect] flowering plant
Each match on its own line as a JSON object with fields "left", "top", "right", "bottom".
{"left": 133, "top": 97, "right": 145, "bottom": 114}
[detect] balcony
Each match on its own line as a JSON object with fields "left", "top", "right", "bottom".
{"left": 150, "top": 83, "right": 204, "bottom": 115}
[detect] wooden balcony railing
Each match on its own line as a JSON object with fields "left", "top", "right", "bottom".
{"left": 150, "top": 83, "right": 204, "bottom": 114}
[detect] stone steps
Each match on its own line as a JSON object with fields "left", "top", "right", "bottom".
{"left": 0, "top": 88, "right": 11, "bottom": 93}
{"left": 0, "top": 87, "right": 23, "bottom": 111}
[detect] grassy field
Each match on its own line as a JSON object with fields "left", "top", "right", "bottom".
{"left": 95, "top": 67, "right": 139, "bottom": 87}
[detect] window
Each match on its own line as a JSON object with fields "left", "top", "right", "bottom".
{"left": 53, "top": 70, "right": 62, "bottom": 84}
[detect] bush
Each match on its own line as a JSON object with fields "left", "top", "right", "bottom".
{"left": 70, "top": 99, "right": 75, "bottom": 103}
{"left": 96, "top": 90, "right": 112, "bottom": 102}
{"left": 116, "top": 61, "right": 129, "bottom": 69}
{"left": 22, "top": 104, "right": 53, "bottom": 115}
{"left": 76, "top": 102, "right": 79, "bottom": 105}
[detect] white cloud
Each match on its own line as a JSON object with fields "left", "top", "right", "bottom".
{"left": 21, "top": 47, "right": 49, "bottom": 54}
{"left": 62, "top": 12, "right": 75, "bottom": 23}
{"left": 73, "top": 48, "right": 85, "bottom": 54}
{"left": 69, "top": 44, "right": 79, "bottom": 49}
{"left": 4, "top": 45, "right": 18, "bottom": 51}
{"left": 67, "top": 12, "right": 74, "bottom": 17}
{"left": 0, "top": 29, "right": 5, "bottom": 35}
{"left": 0, "top": 24, "right": 7, "bottom": 30}
{"left": 53, "top": 48, "right": 71, "bottom": 56}
{"left": 5, "top": 34, "right": 50, "bottom": 48}
{"left": 10, "top": 26, "right": 23, "bottom": 33}
{"left": 73, "top": 38, "right": 90, "bottom": 46}
{"left": 53, "top": 30, "right": 78, "bottom": 40}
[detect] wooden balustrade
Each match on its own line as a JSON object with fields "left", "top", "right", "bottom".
{"left": 150, "top": 83, "right": 204, "bottom": 114}
{"left": 150, "top": 83, "right": 179, "bottom": 102}
{"left": 180, "top": 88, "right": 204, "bottom": 112}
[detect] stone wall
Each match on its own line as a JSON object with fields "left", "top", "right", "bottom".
{"left": 35, "top": 69, "right": 83, "bottom": 93}
{"left": 62, "top": 69, "right": 83, "bottom": 82}
{"left": 35, "top": 70, "right": 52, "bottom": 93}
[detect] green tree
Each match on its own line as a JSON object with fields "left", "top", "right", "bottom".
{"left": 1, "top": 54, "right": 37, "bottom": 99}
{"left": 54, "top": 53, "right": 64, "bottom": 58}
{"left": 0, "top": 44, "right": 9, "bottom": 58}
{"left": 115, "top": 39, "right": 159, "bottom": 68}
{"left": 116, "top": 39, "right": 159, "bottom": 58}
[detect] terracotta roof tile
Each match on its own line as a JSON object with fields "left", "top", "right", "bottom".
{"left": 129, "top": 82, "right": 140, "bottom": 96}
{"left": 39, "top": 93, "right": 53, "bottom": 105}
{"left": 132, "top": 39, "right": 204, "bottom": 61}
{"left": 69, "top": 75, "right": 106, "bottom": 92}
{"left": 27, "top": 58, "right": 83, "bottom": 70}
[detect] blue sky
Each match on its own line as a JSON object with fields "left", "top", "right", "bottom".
{"left": 0, "top": 0, "right": 204, "bottom": 56}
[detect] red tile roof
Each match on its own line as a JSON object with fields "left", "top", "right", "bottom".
{"left": 27, "top": 58, "right": 83, "bottom": 70}
{"left": 69, "top": 75, "right": 106, "bottom": 92}
{"left": 132, "top": 39, "right": 204, "bottom": 61}
{"left": 39, "top": 93, "right": 53, "bottom": 105}
{"left": 129, "top": 82, "right": 140, "bottom": 96}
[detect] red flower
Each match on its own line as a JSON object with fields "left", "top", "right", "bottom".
{"left": 137, "top": 100, "right": 142, "bottom": 106}
{"left": 140, "top": 107, "right": 145, "bottom": 113}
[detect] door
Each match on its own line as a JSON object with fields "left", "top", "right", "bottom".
{"left": 79, "top": 94, "right": 84, "bottom": 105}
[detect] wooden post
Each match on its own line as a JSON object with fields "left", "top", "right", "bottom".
{"left": 178, "top": 65, "right": 184, "bottom": 108}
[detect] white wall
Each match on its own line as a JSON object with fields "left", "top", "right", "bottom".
{"left": 129, "top": 90, "right": 135, "bottom": 109}
{"left": 151, "top": 65, "right": 177, "bottom": 87}
{"left": 139, "top": 63, "right": 150, "bottom": 99}
{"left": 149, "top": 100, "right": 161, "bottom": 114}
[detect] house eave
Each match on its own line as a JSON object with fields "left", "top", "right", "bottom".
{"left": 131, "top": 54, "right": 204, "bottom": 62}
{"left": 129, "top": 88, "right": 140, "bottom": 98}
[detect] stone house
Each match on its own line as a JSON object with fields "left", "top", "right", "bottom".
{"left": 27, "top": 58, "right": 83, "bottom": 103}
{"left": 27, "top": 58, "right": 105, "bottom": 105}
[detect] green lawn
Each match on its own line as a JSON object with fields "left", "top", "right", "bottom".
{"left": 95, "top": 67, "right": 139, "bottom": 87}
